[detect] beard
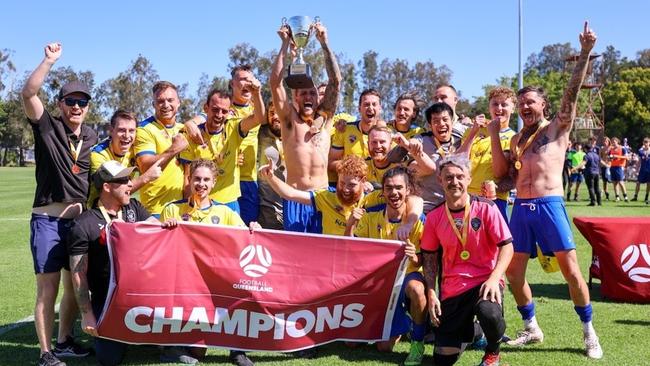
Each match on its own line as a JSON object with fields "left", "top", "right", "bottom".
{"left": 337, "top": 189, "right": 363, "bottom": 207}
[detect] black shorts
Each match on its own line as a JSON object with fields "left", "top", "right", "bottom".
{"left": 435, "top": 285, "right": 503, "bottom": 348}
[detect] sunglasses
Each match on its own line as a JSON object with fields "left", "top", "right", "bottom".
{"left": 63, "top": 97, "right": 89, "bottom": 108}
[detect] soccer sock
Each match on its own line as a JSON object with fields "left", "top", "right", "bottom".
{"left": 411, "top": 322, "right": 426, "bottom": 342}
{"left": 574, "top": 304, "right": 596, "bottom": 336}
{"left": 517, "top": 302, "right": 535, "bottom": 320}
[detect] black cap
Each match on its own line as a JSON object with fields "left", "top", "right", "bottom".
{"left": 59, "top": 80, "right": 92, "bottom": 100}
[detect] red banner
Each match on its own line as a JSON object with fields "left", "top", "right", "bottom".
{"left": 96, "top": 222, "right": 406, "bottom": 351}
{"left": 574, "top": 217, "right": 650, "bottom": 303}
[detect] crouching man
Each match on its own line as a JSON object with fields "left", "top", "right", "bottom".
{"left": 421, "top": 155, "right": 513, "bottom": 366}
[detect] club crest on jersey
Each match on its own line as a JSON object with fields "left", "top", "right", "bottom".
{"left": 126, "top": 209, "right": 136, "bottom": 223}
{"left": 454, "top": 218, "right": 463, "bottom": 230}
{"left": 348, "top": 135, "right": 357, "bottom": 143}
{"left": 181, "top": 213, "right": 190, "bottom": 221}
{"left": 211, "top": 216, "right": 220, "bottom": 224}
{"left": 471, "top": 217, "right": 481, "bottom": 231}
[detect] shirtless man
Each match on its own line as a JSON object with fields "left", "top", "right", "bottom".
{"left": 490, "top": 22, "right": 602, "bottom": 359}
{"left": 270, "top": 20, "right": 341, "bottom": 232}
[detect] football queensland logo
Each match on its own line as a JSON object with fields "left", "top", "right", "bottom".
{"left": 620, "top": 243, "right": 650, "bottom": 283}
{"left": 239, "top": 244, "right": 272, "bottom": 278}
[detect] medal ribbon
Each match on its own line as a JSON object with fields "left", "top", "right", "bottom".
{"left": 444, "top": 196, "right": 471, "bottom": 253}
{"left": 514, "top": 120, "right": 550, "bottom": 162}
{"left": 69, "top": 138, "right": 83, "bottom": 165}
{"left": 98, "top": 201, "right": 122, "bottom": 224}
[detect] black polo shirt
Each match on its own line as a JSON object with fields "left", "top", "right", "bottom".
{"left": 67, "top": 198, "right": 150, "bottom": 308}
{"left": 31, "top": 109, "right": 98, "bottom": 208}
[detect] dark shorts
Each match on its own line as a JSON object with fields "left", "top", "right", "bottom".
{"left": 30, "top": 214, "right": 73, "bottom": 274}
{"left": 435, "top": 285, "right": 502, "bottom": 348}
{"left": 510, "top": 196, "right": 575, "bottom": 257}
{"left": 282, "top": 199, "right": 321, "bottom": 233}
{"left": 638, "top": 170, "right": 650, "bottom": 184}
{"left": 238, "top": 180, "right": 259, "bottom": 225}
{"left": 569, "top": 173, "right": 584, "bottom": 183}
{"left": 600, "top": 167, "right": 611, "bottom": 183}
{"left": 391, "top": 272, "right": 425, "bottom": 337}
{"left": 610, "top": 166, "right": 625, "bottom": 182}
{"left": 495, "top": 198, "right": 508, "bottom": 224}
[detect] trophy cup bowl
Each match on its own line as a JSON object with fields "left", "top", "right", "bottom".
{"left": 282, "top": 15, "right": 320, "bottom": 89}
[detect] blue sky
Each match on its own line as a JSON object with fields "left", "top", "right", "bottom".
{"left": 2, "top": 0, "right": 648, "bottom": 103}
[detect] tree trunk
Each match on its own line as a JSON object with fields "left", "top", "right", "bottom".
{"left": 19, "top": 147, "right": 25, "bottom": 167}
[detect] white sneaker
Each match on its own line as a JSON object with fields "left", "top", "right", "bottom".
{"left": 506, "top": 327, "right": 544, "bottom": 346}
{"left": 584, "top": 335, "right": 603, "bottom": 359}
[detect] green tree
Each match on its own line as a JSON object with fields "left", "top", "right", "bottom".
{"left": 525, "top": 42, "right": 576, "bottom": 76}
{"left": 0, "top": 92, "right": 34, "bottom": 166}
{"left": 636, "top": 49, "right": 650, "bottom": 68}
{"left": 0, "top": 49, "right": 16, "bottom": 96}
{"left": 359, "top": 50, "right": 379, "bottom": 91}
{"left": 603, "top": 67, "right": 650, "bottom": 147}
{"left": 339, "top": 60, "right": 357, "bottom": 114}
{"left": 97, "top": 55, "right": 159, "bottom": 121}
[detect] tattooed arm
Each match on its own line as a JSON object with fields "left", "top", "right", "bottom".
{"left": 70, "top": 253, "right": 99, "bottom": 337}
{"left": 314, "top": 22, "right": 342, "bottom": 124}
{"left": 270, "top": 25, "right": 293, "bottom": 125}
{"left": 556, "top": 22, "right": 597, "bottom": 131}
{"left": 423, "top": 250, "right": 442, "bottom": 326}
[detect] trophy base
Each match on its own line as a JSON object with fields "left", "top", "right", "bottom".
{"left": 285, "top": 64, "right": 314, "bottom": 89}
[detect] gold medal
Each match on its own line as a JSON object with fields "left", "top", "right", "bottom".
{"left": 514, "top": 160, "right": 522, "bottom": 170}
{"left": 513, "top": 120, "right": 549, "bottom": 169}
{"left": 460, "top": 250, "right": 470, "bottom": 260}
{"left": 445, "top": 196, "right": 472, "bottom": 262}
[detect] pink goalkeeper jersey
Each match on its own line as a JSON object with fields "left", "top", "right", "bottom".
{"left": 421, "top": 196, "right": 512, "bottom": 300}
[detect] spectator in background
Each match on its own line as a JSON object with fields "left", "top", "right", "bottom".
{"left": 583, "top": 137, "right": 602, "bottom": 206}
{"left": 632, "top": 137, "right": 650, "bottom": 204}
{"left": 608, "top": 137, "right": 629, "bottom": 202}
{"left": 563, "top": 140, "right": 573, "bottom": 193}
{"left": 566, "top": 142, "right": 585, "bottom": 201}
{"left": 599, "top": 137, "right": 612, "bottom": 200}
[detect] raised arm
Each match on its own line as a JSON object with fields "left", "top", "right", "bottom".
{"left": 240, "top": 76, "right": 266, "bottom": 133}
{"left": 556, "top": 21, "right": 597, "bottom": 131}
{"left": 488, "top": 118, "right": 512, "bottom": 178}
{"left": 270, "top": 26, "right": 293, "bottom": 124}
{"left": 313, "top": 23, "right": 341, "bottom": 120}
{"left": 22, "top": 43, "right": 62, "bottom": 122}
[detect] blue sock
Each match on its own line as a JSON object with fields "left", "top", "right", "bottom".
{"left": 412, "top": 322, "right": 425, "bottom": 342}
{"left": 574, "top": 304, "right": 593, "bottom": 323}
{"left": 517, "top": 303, "right": 535, "bottom": 320}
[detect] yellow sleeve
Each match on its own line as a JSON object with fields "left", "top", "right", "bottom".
{"left": 134, "top": 127, "right": 157, "bottom": 157}
{"left": 331, "top": 129, "right": 345, "bottom": 149}
{"left": 90, "top": 150, "right": 109, "bottom": 175}
{"left": 159, "top": 203, "right": 180, "bottom": 222}
{"left": 226, "top": 207, "right": 246, "bottom": 227}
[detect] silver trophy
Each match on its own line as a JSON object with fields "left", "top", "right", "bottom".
{"left": 282, "top": 15, "right": 320, "bottom": 89}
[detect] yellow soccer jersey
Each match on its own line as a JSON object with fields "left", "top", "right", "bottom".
{"left": 134, "top": 117, "right": 185, "bottom": 215}
{"left": 88, "top": 139, "right": 135, "bottom": 207}
{"left": 354, "top": 210, "right": 425, "bottom": 274}
{"left": 179, "top": 119, "right": 247, "bottom": 204}
{"left": 389, "top": 123, "right": 425, "bottom": 140}
{"left": 311, "top": 189, "right": 380, "bottom": 236}
{"left": 331, "top": 121, "right": 370, "bottom": 159}
{"left": 231, "top": 103, "right": 258, "bottom": 182}
{"left": 466, "top": 127, "right": 515, "bottom": 200}
{"left": 160, "top": 199, "right": 245, "bottom": 227}
{"left": 365, "top": 159, "right": 400, "bottom": 186}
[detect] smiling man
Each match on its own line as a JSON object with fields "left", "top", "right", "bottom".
{"left": 270, "top": 20, "right": 342, "bottom": 233}
{"left": 490, "top": 22, "right": 603, "bottom": 359}
{"left": 22, "top": 42, "right": 96, "bottom": 366}
{"left": 179, "top": 87, "right": 265, "bottom": 213}
{"left": 88, "top": 110, "right": 162, "bottom": 206}
{"left": 400, "top": 102, "right": 462, "bottom": 213}
{"left": 134, "top": 81, "right": 189, "bottom": 216}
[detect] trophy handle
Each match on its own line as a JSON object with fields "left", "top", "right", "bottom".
{"left": 281, "top": 17, "right": 287, "bottom": 26}
{"left": 313, "top": 16, "right": 321, "bottom": 27}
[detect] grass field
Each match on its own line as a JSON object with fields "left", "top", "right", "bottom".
{"left": 1, "top": 167, "right": 649, "bottom": 366}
